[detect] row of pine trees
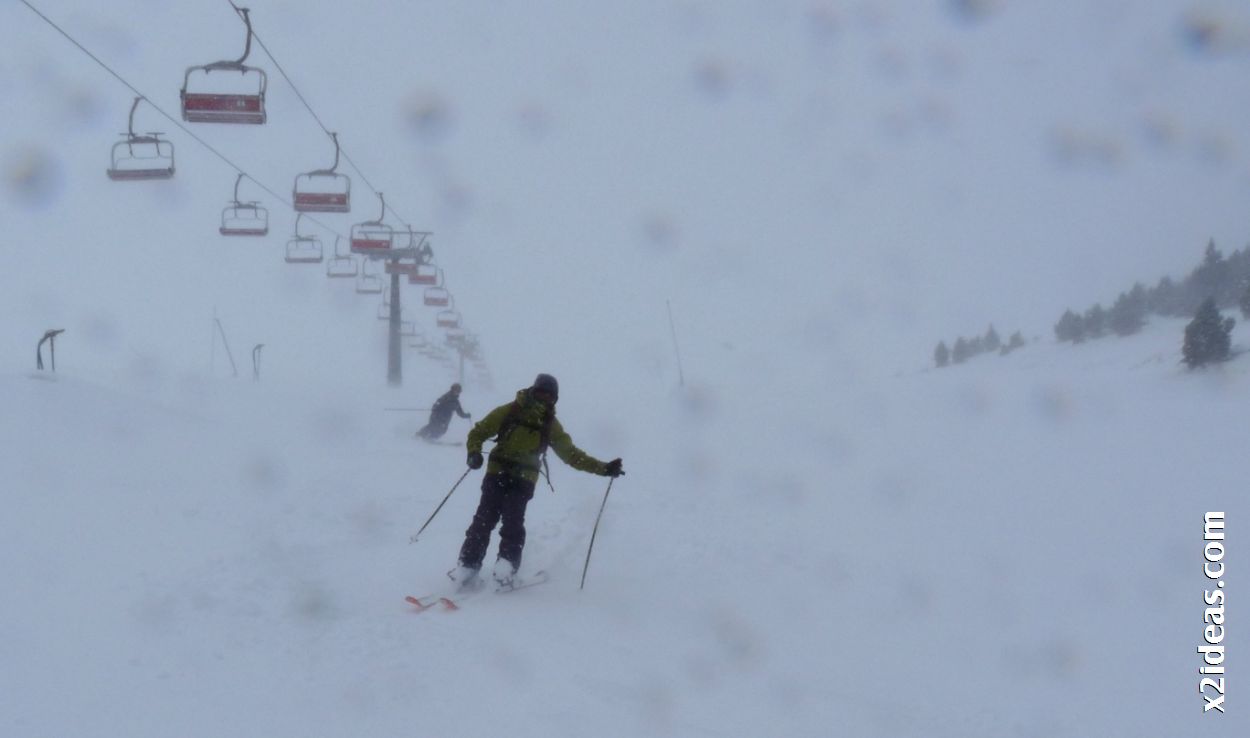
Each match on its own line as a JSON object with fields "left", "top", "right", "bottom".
{"left": 1053, "top": 240, "right": 1250, "bottom": 344}
{"left": 932, "top": 239, "right": 1247, "bottom": 369}
{"left": 933, "top": 326, "right": 1024, "bottom": 368}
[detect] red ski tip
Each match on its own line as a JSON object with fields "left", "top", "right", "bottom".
{"left": 405, "top": 595, "right": 435, "bottom": 612}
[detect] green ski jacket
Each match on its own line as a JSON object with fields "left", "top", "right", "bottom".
{"left": 466, "top": 389, "right": 609, "bottom": 482}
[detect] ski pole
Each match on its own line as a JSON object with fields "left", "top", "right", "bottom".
{"left": 409, "top": 468, "right": 472, "bottom": 543}
{"left": 579, "top": 477, "right": 616, "bottom": 590}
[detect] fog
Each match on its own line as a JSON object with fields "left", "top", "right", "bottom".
{"left": 3, "top": 1, "right": 1248, "bottom": 736}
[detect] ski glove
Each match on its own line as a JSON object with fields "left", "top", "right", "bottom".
{"left": 603, "top": 458, "right": 624, "bottom": 478}
{"left": 467, "top": 451, "right": 484, "bottom": 470}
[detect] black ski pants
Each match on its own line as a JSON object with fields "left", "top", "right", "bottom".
{"left": 457, "top": 470, "right": 537, "bottom": 570}
{"left": 417, "top": 412, "right": 452, "bottom": 440}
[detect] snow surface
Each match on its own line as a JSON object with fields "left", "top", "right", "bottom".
{"left": 3, "top": 1, "right": 1249, "bottom": 736}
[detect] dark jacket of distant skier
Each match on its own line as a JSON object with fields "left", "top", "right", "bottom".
{"left": 416, "top": 383, "right": 471, "bottom": 441}
{"left": 454, "top": 373, "right": 624, "bottom": 582}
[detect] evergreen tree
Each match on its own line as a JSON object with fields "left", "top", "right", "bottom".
{"left": 1083, "top": 304, "right": 1107, "bottom": 339}
{"left": 1108, "top": 291, "right": 1147, "bottom": 336}
{"left": 1149, "top": 276, "right": 1181, "bottom": 316}
{"left": 1183, "top": 298, "right": 1235, "bottom": 368}
{"left": 1186, "top": 239, "right": 1229, "bottom": 313}
{"left": 999, "top": 331, "right": 1026, "bottom": 356}
{"left": 1240, "top": 282, "right": 1250, "bottom": 320}
{"left": 952, "top": 337, "right": 969, "bottom": 364}
{"left": 983, "top": 324, "right": 1001, "bottom": 352}
{"left": 1055, "top": 309, "right": 1085, "bottom": 343}
{"left": 934, "top": 341, "right": 950, "bottom": 368}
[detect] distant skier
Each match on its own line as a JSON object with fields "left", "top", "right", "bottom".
{"left": 416, "top": 383, "right": 471, "bottom": 442}
{"left": 451, "top": 373, "right": 623, "bottom": 588}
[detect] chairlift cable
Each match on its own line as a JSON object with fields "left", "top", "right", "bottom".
{"left": 229, "top": 0, "right": 413, "bottom": 230}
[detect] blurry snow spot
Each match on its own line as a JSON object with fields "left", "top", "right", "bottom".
{"left": 1031, "top": 384, "right": 1072, "bottom": 422}
{"left": 630, "top": 676, "right": 676, "bottom": 730}
{"left": 872, "top": 46, "right": 911, "bottom": 81}
{"left": 309, "top": 406, "right": 358, "bottom": 443}
{"left": 131, "top": 592, "right": 181, "bottom": 634}
{"left": 1138, "top": 111, "right": 1182, "bottom": 150}
{"left": 61, "top": 86, "right": 107, "bottom": 128}
{"left": 946, "top": 0, "right": 1002, "bottom": 24}
{"left": 514, "top": 100, "right": 554, "bottom": 140}
{"left": 638, "top": 211, "right": 679, "bottom": 254}
{"left": 1194, "top": 130, "right": 1237, "bottom": 166}
{"left": 676, "top": 445, "right": 716, "bottom": 485}
{"left": 489, "top": 644, "right": 534, "bottom": 681}
{"left": 80, "top": 313, "right": 120, "bottom": 351}
{"left": 872, "top": 472, "right": 916, "bottom": 509}
{"left": 693, "top": 58, "right": 732, "bottom": 99}
{"left": 805, "top": 3, "right": 842, "bottom": 44}
{"left": 707, "top": 608, "right": 765, "bottom": 670}
{"left": 3, "top": 146, "right": 64, "bottom": 210}
{"left": 674, "top": 384, "right": 718, "bottom": 424}
{"left": 291, "top": 582, "right": 338, "bottom": 622}
{"left": 347, "top": 501, "right": 389, "bottom": 543}
{"left": 436, "top": 179, "right": 475, "bottom": 220}
{"left": 242, "top": 451, "right": 289, "bottom": 491}
{"left": 1180, "top": 8, "right": 1250, "bottom": 54}
{"left": 895, "top": 574, "right": 936, "bottom": 617}
{"left": 798, "top": 312, "right": 841, "bottom": 352}
{"left": 126, "top": 352, "right": 167, "bottom": 388}
{"left": 1001, "top": 635, "right": 1084, "bottom": 680}
{"left": 954, "top": 382, "right": 994, "bottom": 416}
{"left": 1047, "top": 126, "right": 1125, "bottom": 170}
{"left": 741, "top": 471, "right": 808, "bottom": 507}
{"left": 402, "top": 91, "right": 455, "bottom": 142}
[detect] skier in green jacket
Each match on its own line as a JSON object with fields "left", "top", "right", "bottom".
{"left": 451, "top": 373, "right": 623, "bottom": 588}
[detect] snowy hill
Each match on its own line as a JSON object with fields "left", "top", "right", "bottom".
{"left": 4, "top": 1, "right": 1250, "bottom": 736}
{"left": 5, "top": 318, "right": 1247, "bottom": 737}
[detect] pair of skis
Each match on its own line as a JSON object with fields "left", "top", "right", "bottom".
{"left": 405, "top": 570, "right": 549, "bottom": 612}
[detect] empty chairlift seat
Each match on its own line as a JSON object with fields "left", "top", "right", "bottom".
{"left": 107, "top": 97, "right": 174, "bottom": 181}
{"left": 423, "top": 287, "right": 450, "bottom": 307}
{"left": 325, "top": 237, "right": 359, "bottom": 279}
{"left": 220, "top": 173, "right": 268, "bottom": 237}
{"left": 293, "top": 133, "right": 350, "bottom": 212}
{"left": 284, "top": 213, "right": 323, "bottom": 263}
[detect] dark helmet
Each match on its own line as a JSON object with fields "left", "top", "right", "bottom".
{"left": 531, "top": 373, "right": 559, "bottom": 401}
{"left": 450, "top": 383, "right": 462, "bottom": 393}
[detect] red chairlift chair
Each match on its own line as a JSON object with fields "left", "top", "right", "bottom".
{"left": 350, "top": 193, "right": 395, "bottom": 254}
{"left": 180, "top": 7, "right": 267, "bottom": 124}
{"left": 107, "top": 97, "right": 174, "bottom": 181}
{"left": 423, "top": 287, "right": 451, "bottom": 307}
{"left": 284, "top": 213, "right": 323, "bottom": 263}
{"left": 384, "top": 260, "right": 419, "bottom": 276}
{"left": 293, "top": 132, "right": 350, "bottom": 212}
{"left": 220, "top": 173, "right": 268, "bottom": 236}
{"left": 436, "top": 309, "right": 461, "bottom": 329}
{"left": 408, "top": 264, "right": 441, "bottom": 286}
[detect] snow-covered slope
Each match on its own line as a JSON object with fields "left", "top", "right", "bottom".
{"left": 3, "top": 318, "right": 1247, "bottom": 737}
{"left": 3, "top": 1, "right": 1249, "bottom": 736}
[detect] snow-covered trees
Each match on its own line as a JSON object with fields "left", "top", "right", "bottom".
{"left": 1182, "top": 298, "right": 1235, "bottom": 368}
